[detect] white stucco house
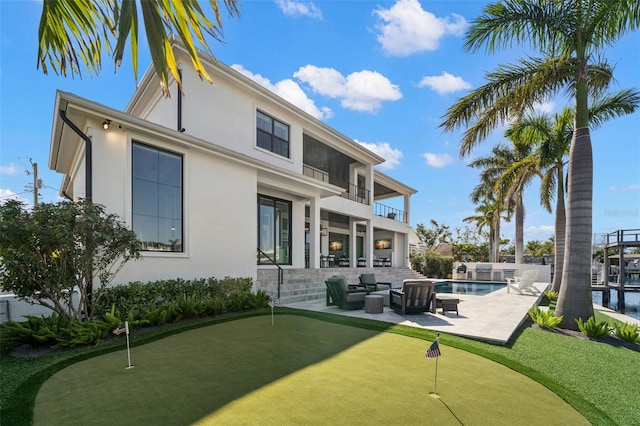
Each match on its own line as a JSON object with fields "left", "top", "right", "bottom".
{"left": 48, "top": 41, "right": 418, "bottom": 302}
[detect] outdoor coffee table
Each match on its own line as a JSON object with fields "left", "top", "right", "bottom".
{"left": 436, "top": 296, "right": 459, "bottom": 316}
{"left": 365, "top": 295, "right": 384, "bottom": 314}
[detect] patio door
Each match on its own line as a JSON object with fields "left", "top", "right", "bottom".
{"left": 258, "top": 195, "right": 291, "bottom": 265}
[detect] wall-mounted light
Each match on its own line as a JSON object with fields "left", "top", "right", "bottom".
{"left": 102, "top": 119, "right": 111, "bottom": 130}
{"left": 320, "top": 227, "right": 328, "bottom": 236}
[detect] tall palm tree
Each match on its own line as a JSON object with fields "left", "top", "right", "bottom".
{"left": 37, "top": 0, "right": 240, "bottom": 95}
{"left": 506, "top": 90, "right": 639, "bottom": 292}
{"left": 440, "top": 0, "right": 640, "bottom": 329}
{"left": 463, "top": 198, "right": 501, "bottom": 262}
{"left": 469, "top": 143, "right": 522, "bottom": 262}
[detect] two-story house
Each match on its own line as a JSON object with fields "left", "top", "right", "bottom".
{"left": 48, "top": 41, "right": 417, "bottom": 301}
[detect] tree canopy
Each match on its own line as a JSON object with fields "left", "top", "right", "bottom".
{"left": 37, "top": 0, "right": 240, "bottom": 95}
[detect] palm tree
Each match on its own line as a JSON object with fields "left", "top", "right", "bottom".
{"left": 506, "top": 90, "right": 639, "bottom": 293}
{"left": 471, "top": 140, "right": 535, "bottom": 264}
{"left": 463, "top": 199, "right": 500, "bottom": 262}
{"left": 37, "top": 0, "right": 240, "bottom": 95}
{"left": 469, "top": 144, "right": 524, "bottom": 263}
{"left": 440, "top": 0, "right": 640, "bottom": 329}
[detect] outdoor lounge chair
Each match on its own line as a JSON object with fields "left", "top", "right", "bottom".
{"left": 506, "top": 270, "right": 540, "bottom": 294}
{"left": 389, "top": 279, "right": 436, "bottom": 315}
{"left": 358, "top": 273, "right": 392, "bottom": 291}
{"left": 325, "top": 277, "right": 369, "bottom": 310}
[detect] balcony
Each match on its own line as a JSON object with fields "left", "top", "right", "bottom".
{"left": 374, "top": 202, "right": 405, "bottom": 222}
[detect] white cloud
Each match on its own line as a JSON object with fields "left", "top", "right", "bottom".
{"left": 232, "top": 64, "right": 333, "bottom": 120}
{"left": 609, "top": 184, "right": 640, "bottom": 192}
{"left": 373, "top": 0, "right": 468, "bottom": 56}
{"left": 418, "top": 71, "right": 472, "bottom": 95}
{"left": 294, "top": 65, "right": 402, "bottom": 113}
{"left": 0, "top": 188, "right": 30, "bottom": 206}
{"left": 422, "top": 152, "right": 453, "bottom": 168}
{"left": 276, "top": 0, "right": 323, "bottom": 19}
{"left": 533, "top": 100, "right": 555, "bottom": 114}
{"left": 0, "top": 163, "right": 19, "bottom": 175}
{"left": 356, "top": 140, "right": 403, "bottom": 170}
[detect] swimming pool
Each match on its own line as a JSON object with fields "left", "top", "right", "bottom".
{"left": 434, "top": 280, "right": 506, "bottom": 296}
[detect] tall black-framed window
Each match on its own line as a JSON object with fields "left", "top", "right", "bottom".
{"left": 256, "top": 110, "right": 289, "bottom": 158}
{"left": 258, "top": 195, "right": 291, "bottom": 265}
{"left": 132, "top": 142, "right": 183, "bottom": 252}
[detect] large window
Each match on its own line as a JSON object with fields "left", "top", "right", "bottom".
{"left": 132, "top": 142, "right": 183, "bottom": 252}
{"left": 258, "top": 195, "right": 291, "bottom": 265}
{"left": 256, "top": 110, "right": 289, "bottom": 158}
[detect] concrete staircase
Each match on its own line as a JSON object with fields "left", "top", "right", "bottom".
{"left": 256, "top": 267, "right": 427, "bottom": 305}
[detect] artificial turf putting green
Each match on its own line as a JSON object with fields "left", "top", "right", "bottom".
{"left": 34, "top": 315, "right": 588, "bottom": 425}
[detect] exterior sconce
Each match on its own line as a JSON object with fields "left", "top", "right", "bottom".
{"left": 102, "top": 119, "right": 111, "bottom": 130}
{"left": 320, "top": 227, "right": 328, "bottom": 236}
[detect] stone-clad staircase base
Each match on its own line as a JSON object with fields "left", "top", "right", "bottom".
{"left": 256, "top": 267, "right": 427, "bottom": 305}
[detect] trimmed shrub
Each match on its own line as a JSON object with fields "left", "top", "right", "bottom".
{"left": 410, "top": 250, "right": 454, "bottom": 278}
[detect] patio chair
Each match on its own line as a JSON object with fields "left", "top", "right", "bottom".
{"left": 506, "top": 270, "right": 540, "bottom": 294}
{"left": 389, "top": 279, "right": 436, "bottom": 315}
{"left": 358, "top": 273, "right": 392, "bottom": 291}
{"left": 325, "top": 277, "right": 369, "bottom": 310}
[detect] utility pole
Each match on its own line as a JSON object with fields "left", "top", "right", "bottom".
{"left": 29, "top": 158, "right": 41, "bottom": 206}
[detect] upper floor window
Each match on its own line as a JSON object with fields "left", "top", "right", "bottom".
{"left": 257, "top": 110, "right": 289, "bottom": 158}
{"left": 132, "top": 142, "right": 183, "bottom": 252}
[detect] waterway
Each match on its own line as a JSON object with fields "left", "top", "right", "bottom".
{"left": 591, "top": 277, "right": 640, "bottom": 321}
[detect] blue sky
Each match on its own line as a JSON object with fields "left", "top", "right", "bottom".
{"left": 1, "top": 0, "right": 639, "bottom": 245}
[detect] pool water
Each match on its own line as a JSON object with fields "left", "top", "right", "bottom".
{"left": 434, "top": 280, "right": 505, "bottom": 296}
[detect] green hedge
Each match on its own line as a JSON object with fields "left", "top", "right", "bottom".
{"left": 93, "top": 276, "right": 253, "bottom": 316}
{"left": 409, "top": 250, "right": 453, "bottom": 278}
{"left": 1, "top": 277, "right": 267, "bottom": 349}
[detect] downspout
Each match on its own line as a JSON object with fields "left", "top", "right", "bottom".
{"left": 58, "top": 109, "right": 92, "bottom": 201}
{"left": 58, "top": 109, "right": 93, "bottom": 319}
{"left": 177, "top": 68, "right": 185, "bottom": 132}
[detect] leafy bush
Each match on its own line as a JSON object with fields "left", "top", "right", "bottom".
{"left": 0, "top": 199, "right": 140, "bottom": 321}
{"left": 528, "top": 307, "right": 563, "bottom": 328}
{"left": 3, "top": 276, "right": 263, "bottom": 349}
{"left": 93, "top": 276, "right": 253, "bottom": 316}
{"left": 410, "top": 250, "right": 454, "bottom": 278}
{"left": 576, "top": 317, "right": 612, "bottom": 338}
{"left": 1, "top": 313, "right": 114, "bottom": 348}
{"left": 543, "top": 290, "right": 559, "bottom": 309}
{"left": 613, "top": 322, "right": 640, "bottom": 343}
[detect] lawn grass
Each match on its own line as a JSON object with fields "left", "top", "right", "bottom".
{"left": 2, "top": 308, "right": 639, "bottom": 425}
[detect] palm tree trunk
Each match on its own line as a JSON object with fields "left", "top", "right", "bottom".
{"left": 515, "top": 195, "right": 524, "bottom": 264}
{"left": 555, "top": 127, "right": 594, "bottom": 329}
{"left": 551, "top": 166, "right": 566, "bottom": 292}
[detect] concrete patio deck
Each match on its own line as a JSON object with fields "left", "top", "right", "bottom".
{"left": 285, "top": 281, "right": 550, "bottom": 344}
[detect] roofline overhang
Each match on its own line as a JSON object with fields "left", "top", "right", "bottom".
{"left": 49, "top": 90, "right": 342, "bottom": 199}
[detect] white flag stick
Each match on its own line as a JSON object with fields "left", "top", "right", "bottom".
{"left": 125, "top": 321, "right": 134, "bottom": 369}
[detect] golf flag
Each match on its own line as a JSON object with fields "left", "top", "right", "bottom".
{"left": 112, "top": 321, "right": 130, "bottom": 336}
{"left": 426, "top": 339, "right": 441, "bottom": 359}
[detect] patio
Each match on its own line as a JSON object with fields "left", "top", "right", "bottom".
{"left": 286, "top": 281, "right": 550, "bottom": 344}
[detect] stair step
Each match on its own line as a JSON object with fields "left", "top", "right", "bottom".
{"left": 257, "top": 267, "right": 429, "bottom": 305}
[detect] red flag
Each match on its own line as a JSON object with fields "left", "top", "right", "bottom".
{"left": 425, "top": 340, "right": 441, "bottom": 359}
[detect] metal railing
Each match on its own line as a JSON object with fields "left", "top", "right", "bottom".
{"left": 257, "top": 248, "right": 283, "bottom": 299}
{"left": 374, "top": 202, "right": 405, "bottom": 222}
{"left": 342, "top": 183, "right": 370, "bottom": 205}
{"left": 302, "top": 164, "right": 330, "bottom": 183}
